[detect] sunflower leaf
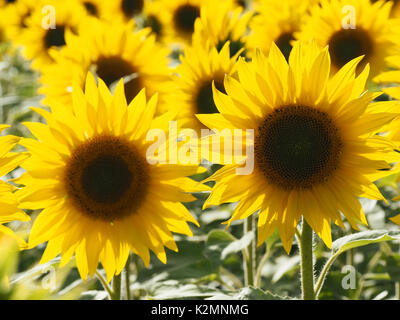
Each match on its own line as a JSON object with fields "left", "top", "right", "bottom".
{"left": 203, "top": 229, "right": 237, "bottom": 268}
{"left": 221, "top": 231, "right": 254, "bottom": 260}
{"left": 331, "top": 230, "right": 400, "bottom": 256}
{"left": 207, "top": 286, "right": 293, "bottom": 300}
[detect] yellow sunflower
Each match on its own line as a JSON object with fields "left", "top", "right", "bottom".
{"left": 192, "top": 0, "right": 252, "bottom": 58}
{"left": 38, "top": 18, "right": 172, "bottom": 111}
{"left": 0, "top": 125, "right": 30, "bottom": 248}
{"left": 158, "top": 0, "right": 206, "bottom": 46}
{"left": 373, "top": 55, "right": 400, "bottom": 100}
{"left": 167, "top": 41, "right": 242, "bottom": 132}
{"left": 140, "top": 0, "right": 169, "bottom": 43}
{"left": 295, "top": 0, "right": 400, "bottom": 78}
{"left": 247, "top": 0, "right": 318, "bottom": 60}
{"left": 77, "top": 0, "right": 107, "bottom": 19}
{"left": 383, "top": 0, "right": 400, "bottom": 17}
{"left": 103, "top": 0, "right": 145, "bottom": 22}
{"left": 197, "top": 41, "right": 400, "bottom": 253}
{"left": 18, "top": 0, "right": 86, "bottom": 70}
{"left": 0, "top": 0, "right": 38, "bottom": 41}
{"left": 16, "top": 73, "right": 207, "bottom": 281}
{"left": 374, "top": 57, "right": 400, "bottom": 225}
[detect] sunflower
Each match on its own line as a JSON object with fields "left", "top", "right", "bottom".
{"left": 167, "top": 41, "right": 242, "bottom": 132}
{"left": 0, "top": 0, "right": 37, "bottom": 41}
{"left": 18, "top": 0, "right": 86, "bottom": 70}
{"left": 0, "top": 125, "right": 30, "bottom": 248}
{"left": 140, "top": 0, "right": 169, "bottom": 43}
{"left": 0, "top": 0, "right": 18, "bottom": 8}
{"left": 38, "top": 18, "right": 172, "bottom": 111}
{"left": 247, "top": 0, "right": 317, "bottom": 60}
{"left": 16, "top": 73, "right": 206, "bottom": 281}
{"left": 373, "top": 55, "right": 400, "bottom": 100}
{"left": 77, "top": 0, "right": 107, "bottom": 19}
{"left": 192, "top": 0, "right": 252, "bottom": 58}
{"left": 295, "top": 0, "right": 400, "bottom": 78}
{"left": 158, "top": 0, "right": 206, "bottom": 47}
{"left": 374, "top": 56, "right": 400, "bottom": 225}
{"left": 197, "top": 41, "right": 400, "bottom": 253}
{"left": 380, "top": 0, "right": 400, "bottom": 17}
{"left": 103, "top": 0, "right": 145, "bottom": 22}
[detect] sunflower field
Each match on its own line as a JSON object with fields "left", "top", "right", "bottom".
{"left": 1, "top": 0, "right": 400, "bottom": 307}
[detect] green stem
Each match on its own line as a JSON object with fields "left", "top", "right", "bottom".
{"left": 95, "top": 270, "right": 113, "bottom": 299}
{"left": 299, "top": 219, "right": 315, "bottom": 300}
{"left": 314, "top": 252, "right": 340, "bottom": 299}
{"left": 243, "top": 215, "right": 256, "bottom": 287}
{"left": 254, "top": 244, "right": 271, "bottom": 288}
{"left": 110, "top": 273, "right": 122, "bottom": 300}
{"left": 125, "top": 264, "right": 131, "bottom": 300}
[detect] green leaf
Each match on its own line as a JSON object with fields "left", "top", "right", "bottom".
{"left": 208, "top": 286, "right": 293, "bottom": 300}
{"left": 147, "top": 280, "right": 231, "bottom": 300}
{"left": 137, "top": 240, "right": 214, "bottom": 282}
{"left": 221, "top": 231, "right": 254, "bottom": 260}
{"left": 203, "top": 229, "right": 236, "bottom": 268}
{"left": 331, "top": 230, "right": 400, "bottom": 256}
{"left": 235, "top": 287, "right": 293, "bottom": 300}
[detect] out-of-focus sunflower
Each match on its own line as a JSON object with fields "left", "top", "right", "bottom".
{"left": 0, "top": 125, "right": 30, "bottom": 248}
{"left": 374, "top": 55, "right": 400, "bottom": 100}
{"left": 167, "top": 41, "right": 242, "bottom": 132}
{"left": 39, "top": 18, "right": 172, "bottom": 111}
{"left": 379, "top": 0, "right": 400, "bottom": 17}
{"left": 0, "top": 0, "right": 38, "bottom": 41}
{"left": 140, "top": 0, "right": 168, "bottom": 43}
{"left": 374, "top": 57, "right": 400, "bottom": 225}
{"left": 77, "top": 0, "right": 107, "bottom": 19}
{"left": 158, "top": 0, "right": 206, "bottom": 47}
{"left": 198, "top": 41, "right": 400, "bottom": 253}
{"left": 296, "top": 0, "right": 400, "bottom": 78}
{"left": 18, "top": 0, "right": 86, "bottom": 70}
{"left": 103, "top": 0, "right": 145, "bottom": 22}
{"left": 17, "top": 74, "right": 207, "bottom": 281}
{"left": 193, "top": 0, "right": 252, "bottom": 58}
{"left": 247, "top": 0, "right": 317, "bottom": 60}
{"left": 0, "top": 0, "right": 17, "bottom": 8}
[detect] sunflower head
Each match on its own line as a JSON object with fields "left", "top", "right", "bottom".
{"left": 18, "top": 0, "right": 86, "bottom": 70}
{"left": 158, "top": 0, "right": 206, "bottom": 47}
{"left": 247, "top": 0, "right": 316, "bottom": 60}
{"left": 38, "top": 18, "right": 172, "bottom": 113}
{"left": 198, "top": 40, "right": 400, "bottom": 253}
{"left": 295, "top": 0, "right": 400, "bottom": 78}
{"left": 166, "top": 41, "right": 242, "bottom": 132}
{"left": 17, "top": 73, "right": 207, "bottom": 282}
{"left": 192, "top": 0, "right": 252, "bottom": 58}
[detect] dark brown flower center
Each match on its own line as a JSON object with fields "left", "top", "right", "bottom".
{"left": 83, "top": 1, "right": 98, "bottom": 16}
{"left": 328, "top": 28, "right": 373, "bottom": 70}
{"left": 173, "top": 4, "right": 200, "bottom": 36}
{"left": 121, "top": 0, "right": 144, "bottom": 18}
{"left": 276, "top": 32, "right": 295, "bottom": 61}
{"left": 196, "top": 78, "right": 226, "bottom": 114}
{"left": 65, "top": 135, "right": 148, "bottom": 221}
{"left": 44, "top": 25, "right": 66, "bottom": 49}
{"left": 94, "top": 56, "right": 142, "bottom": 104}
{"left": 143, "top": 15, "right": 162, "bottom": 39}
{"left": 255, "top": 106, "right": 343, "bottom": 190}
